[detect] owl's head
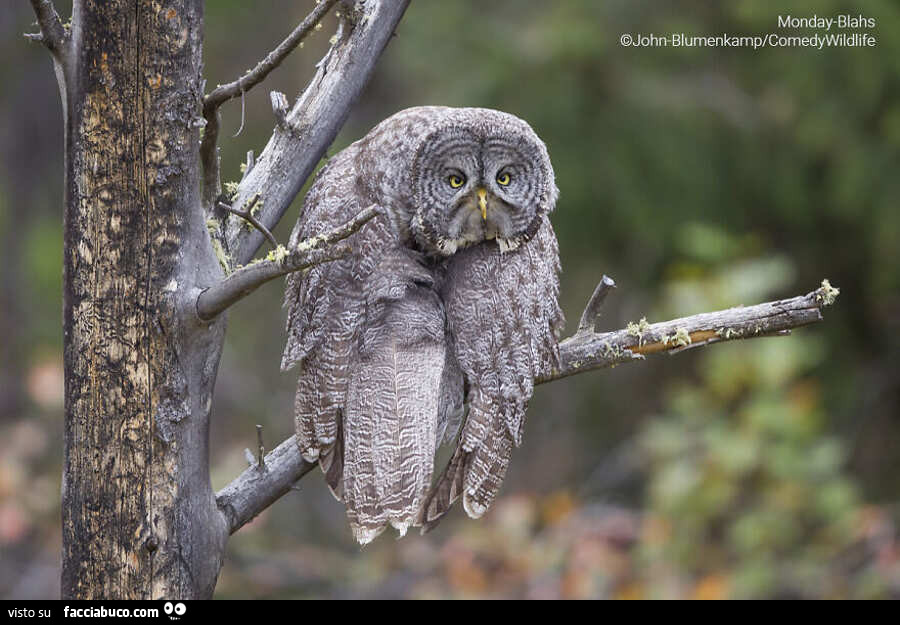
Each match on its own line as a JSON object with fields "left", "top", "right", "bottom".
{"left": 410, "top": 108, "right": 557, "bottom": 256}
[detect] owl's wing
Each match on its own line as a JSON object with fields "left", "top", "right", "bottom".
{"left": 281, "top": 154, "right": 393, "bottom": 495}
{"left": 342, "top": 249, "right": 450, "bottom": 544}
{"left": 281, "top": 221, "right": 380, "bottom": 494}
{"left": 421, "top": 216, "right": 564, "bottom": 528}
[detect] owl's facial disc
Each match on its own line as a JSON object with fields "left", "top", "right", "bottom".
{"left": 412, "top": 122, "right": 552, "bottom": 257}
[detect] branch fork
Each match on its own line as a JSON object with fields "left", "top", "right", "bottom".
{"left": 26, "top": 0, "right": 69, "bottom": 59}
{"left": 195, "top": 205, "right": 381, "bottom": 321}
{"left": 200, "top": 0, "right": 341, "bottom": 211}
{"left": 218, "top": 193, "right": 277, "bottom": 250}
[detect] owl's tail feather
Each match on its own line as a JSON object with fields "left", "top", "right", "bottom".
{"left": 343, "top": 341, "right": 442, "bottom": 544}
{"left": 460, "top": 388, "right": 494, "bottom": 452}
{"left": 293, "top": 327, "right": 352, "bottom": 464}
{"left": 342, "top": 274, "right": 446, "bottom": 544}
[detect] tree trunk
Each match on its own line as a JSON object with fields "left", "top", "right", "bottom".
{"left": 36, "top": 0, "right": 410, "bottom": 598}
{"left": 60, "top": 0, "right": 227, "bottom": 599}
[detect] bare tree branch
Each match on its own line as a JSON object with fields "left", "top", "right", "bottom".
{"left": 219, "top": 194, "right": 278, "bottom": 250}
{"left": 542, "top": 279, "right": 839, "bottom": 383}
{"left": 196, "top": 205, "right": 380, "bottom": 321}
{"left": 199, "top": 0, "right": 340, "bottom": 210}
{"left": 197, "top": 247, "right": 350, "bottom": 322}
{"left": 577, "top": 275, "right": 616, "bottom": 334}
{"left": 27, "top": 0, "right": 68, "bottom": 57}
{"left": 225, "top": 0, "right": 412, "bottom": 267}
{"left": 214, "top": 279, "right": 840, "bottom": 533}
{"left": 217, "top": 435, "right": 316, "bottom": 534}
{"left": 203, "top": 0, "right": 339, "bottom": 113}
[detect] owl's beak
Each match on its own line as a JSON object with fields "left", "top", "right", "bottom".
{"left": 477, "top": 188, "right": 488, "bottom": 221}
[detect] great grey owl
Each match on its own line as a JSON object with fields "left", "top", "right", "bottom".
{"left": 281, "top": 106, "right": 564, "bottom": 544}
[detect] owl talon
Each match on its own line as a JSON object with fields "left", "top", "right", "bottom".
{"left": 301, "top": 447, "right": 320, "bottom": 462}
{"left": 462, "top": 495, "right": 487, "bottom": 520}
{"left": 353, "top": 525, "right": 385, "bottom": 546}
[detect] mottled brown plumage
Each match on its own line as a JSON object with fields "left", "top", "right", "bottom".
{"left": 282, "top": 107, "right": 563, "bottom": 543}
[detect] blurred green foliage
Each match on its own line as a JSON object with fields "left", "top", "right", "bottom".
{"left": 638, "top": 271, "right": 893, "bottom": 598}
{"left": 2, "top": 0, "right": 899, "bottom": 599}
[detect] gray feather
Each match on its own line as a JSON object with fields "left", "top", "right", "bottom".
{"left": 343, "top": 250, "right": 447, "bottom": 543}
{"left": 424, "top": 217, "right": 564, "bottom": 527}
{"left": 282, "top": 107, "right": 562, "bottom": 543}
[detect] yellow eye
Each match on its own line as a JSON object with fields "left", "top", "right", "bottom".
{"left": 448, "top": 174, "right": 465, "bottom": 188}
{"left": 497, "top": 172, "right": 511, "bottom": 186}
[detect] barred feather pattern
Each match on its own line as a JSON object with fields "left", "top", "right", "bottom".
{"left": 343, "top": 249, "right": 448, "bottom": 543}
{"left": 281, "top": 147, "right": 393, "bottom": 494}
{"left": 282, "top": 106, "right": 563, "bottom": 543}
{"left": 421, "top": 217, "right": 564, "bottom": 527}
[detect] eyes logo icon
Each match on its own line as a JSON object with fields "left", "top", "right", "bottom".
{"left": 163, "top": 602, "right": 187, "bottom": 620}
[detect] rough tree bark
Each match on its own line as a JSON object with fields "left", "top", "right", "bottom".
{"left": 30, "top": 0, "right": 409, "bottom": 599}
{"left": 55, "top": 0, "right": 227, "bottom": 599}
{"left": 27, "top": 0, "right": 836, "bottom": 600}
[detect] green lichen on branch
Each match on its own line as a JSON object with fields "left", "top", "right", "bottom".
{"left": 817, "top": 279, "right": 840, "bottom": 306}
{"left": 662, "top": 327, "right": 692, "bottom": 348}
{"left": 264, "top": 245, "right": 290, "bottom": 264}
{"left": 206, "top": 218, "right": 221, "bottom": 238}
{"left": 716, "top": 327, "right": 744, "bottom": 340}
{"left": 295, "top": 232, "right": 329, "bottom": 253}
{"left": 212, "top": 238, "right": 232, "bottom": 274}
{"left": 626, "top": 317, "right": 651, "bottom": 346}
{"left": 223, "top": 181, "right": 240, "bottom": 201}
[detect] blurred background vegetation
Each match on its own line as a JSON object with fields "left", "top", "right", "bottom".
{"left": 2, "top": 0, "right": 899, "bottom": 599}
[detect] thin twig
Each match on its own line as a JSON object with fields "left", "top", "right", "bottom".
{"left": 203, "top": 0, "right": 339, "bottom": 113}
{"left": 196, "top": 205, "right": 381, "bottom": 321}
{"left": 214, "top": 280, "right": 839, "bottom": 535}
{"left": 577, "top": 275, "right": 616, "bottom": 334}
{"left": 224, "top": 0, "right": 412, "bottom": 267}
{"left": 256, "top": 425, "right": 266, "bottom": 470}
{"left": 218, "top": 194, "right": 277, "bottom": 250}
{"left": 199, "top": 246, "right": 351, "bottom": 321}
{"left": 232, "top": 89, "right": 246, "bottom": 138}
{"left": 27, "top": 0, "right": 68, "bottom": 57}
